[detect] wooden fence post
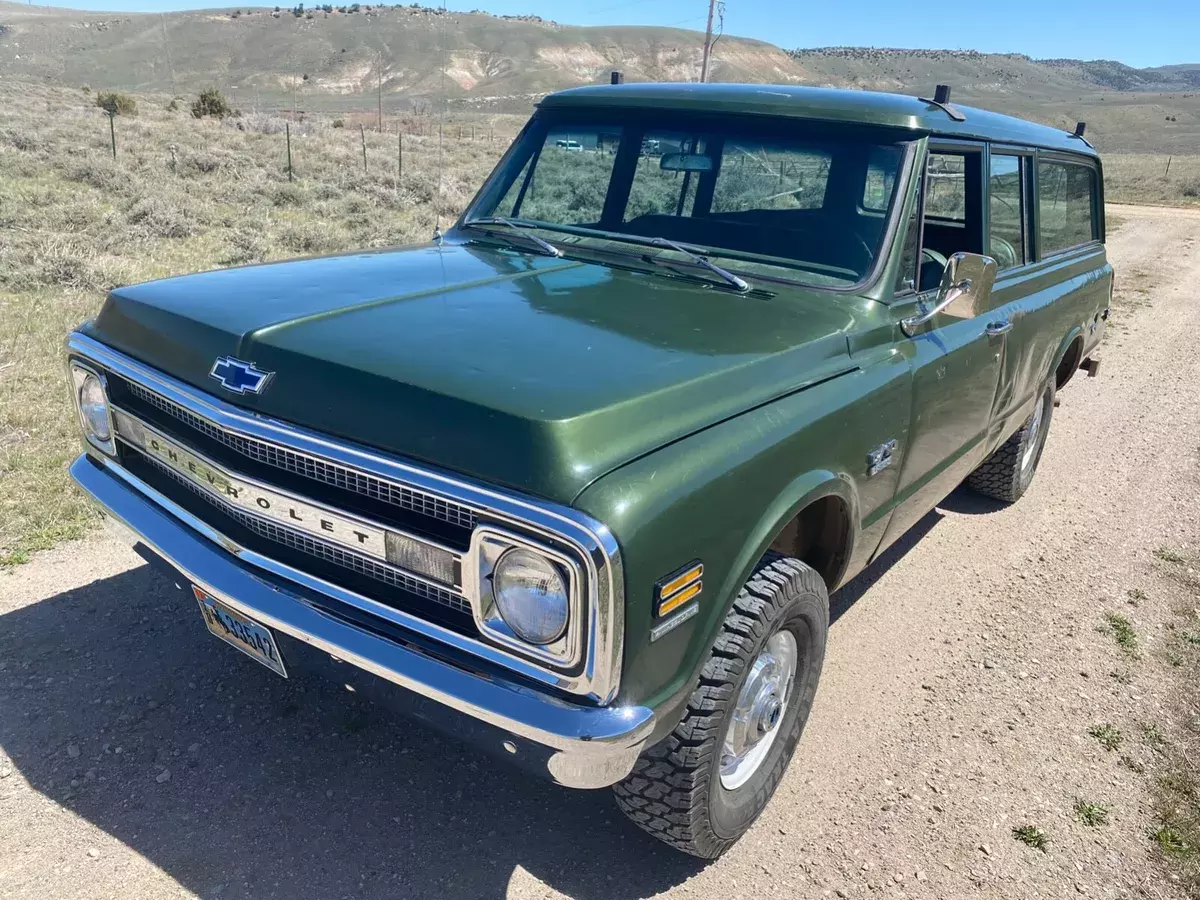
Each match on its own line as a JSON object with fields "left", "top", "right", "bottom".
{"left": 398, "top": 130, "right": 403, "bottom": 182}
{"left": 108, "top": 111, "right": 117, "bottom": 159}
{"left": 360, "top": 124, "right": 368, "bottom": 172}
{"left": 286, "top": 122, "right": 294, "bottom": 181}
{"left": 1166, "top": 156, "right": 1173, "bottom": 177}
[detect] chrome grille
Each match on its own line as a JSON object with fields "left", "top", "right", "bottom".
{"left": 143, "top": 453, "right": 471, "bottom": 616}
{"left": 122, "top": 379, "right": 478, "bottom": 531}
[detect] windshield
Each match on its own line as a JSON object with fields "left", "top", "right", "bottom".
{"left": 463, "top": 110, "right": 913, "bottom": 288}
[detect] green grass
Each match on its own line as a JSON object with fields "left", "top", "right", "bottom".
{"left": 1155, "top": 547, "right": 1187, "bottom": 564}
{"left": 1089, "top": 723, "right": 1124, "bottom": 752}
{"left": 1153, "top": 825, "right": 1192, "bottom": 856}
{"left": 1101, "top": 612, "right": 1139, "bottom": 656}
{"left": 1012, "top": 824, "right": 1049, "bottom": 852}
{"left": 1074, "top": 800, "right": 1110, "bottom": 827}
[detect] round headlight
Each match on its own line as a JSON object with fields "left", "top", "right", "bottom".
{"left": 78, "top": 373, "right": 111, "bottom": 442}
{"left": 492, "top": 548, "right": 569, "bottom": 645}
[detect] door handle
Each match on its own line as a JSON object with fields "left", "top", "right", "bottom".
{"left": 985, "top": 320, "right": 1013, "bottom": 336}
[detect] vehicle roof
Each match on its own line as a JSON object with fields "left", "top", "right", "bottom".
{"left": 539, "top": 83, "right": 1099, "bottom": 157}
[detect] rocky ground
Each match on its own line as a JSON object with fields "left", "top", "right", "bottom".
{"left": 1, "top": 204, "right": 1198, "bottom": 899}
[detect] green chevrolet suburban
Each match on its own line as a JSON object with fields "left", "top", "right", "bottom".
{"left": 66, "top": 83, "right": 1111, "bottom": 857}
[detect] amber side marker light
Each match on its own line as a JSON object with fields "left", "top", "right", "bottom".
{"left": 655, "top": 561, "right": 703, "bottom": 618}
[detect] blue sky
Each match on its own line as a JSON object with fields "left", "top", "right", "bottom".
{"left": 28, "top": 0, "right": 1197, "bottom": 68}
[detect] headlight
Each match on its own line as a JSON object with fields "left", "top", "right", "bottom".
{"left": 492, "top": 548, "right": 569, "bottom": 645}
{"left": 78, "top": 373, "right": 111, "bottom": 442}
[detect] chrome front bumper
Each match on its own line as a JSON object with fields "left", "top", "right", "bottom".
{"left": 71, "top": 452, "right": 655, "bottom": 789}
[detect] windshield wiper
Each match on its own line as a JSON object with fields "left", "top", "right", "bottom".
{"left": 467, "top": 217, "right": 562, "bottom": 258}
{"left": 647, "top": 237, "right": 749, "bottom": 293}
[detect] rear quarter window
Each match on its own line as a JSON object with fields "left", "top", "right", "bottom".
{"left": 1037, "top": 159, "right": 1098, "bottom": 256}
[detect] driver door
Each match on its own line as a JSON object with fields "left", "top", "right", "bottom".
{"left": 879, "top": 145, "right": 1007, "bottom": 550}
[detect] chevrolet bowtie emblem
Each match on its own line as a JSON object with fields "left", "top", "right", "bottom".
{"left": 209, "top": 357, "right": 273, "bottom": 395}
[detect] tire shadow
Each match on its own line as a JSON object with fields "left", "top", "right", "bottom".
{"left": 0, "top": 563, "right": 703, "bottom": 900}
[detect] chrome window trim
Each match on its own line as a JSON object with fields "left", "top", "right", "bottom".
{"left": 67, "top": 332, "right": 625, "bottom": 703}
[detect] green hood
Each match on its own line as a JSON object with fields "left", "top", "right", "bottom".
{"left": 86, "top": 240, "right": 873, "bottom": 503}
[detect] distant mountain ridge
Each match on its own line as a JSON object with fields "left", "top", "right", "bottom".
{"left": 0, "top": 2, "right": 1197, "bottom": 152}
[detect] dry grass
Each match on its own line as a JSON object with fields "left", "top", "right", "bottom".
{"left": 0, "top": 80, "right": 519, "bottom": 565}
{"left": 1105, "top": 154, "right": 1200, "bottom": 208}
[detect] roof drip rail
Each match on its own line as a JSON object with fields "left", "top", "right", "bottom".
{"left": 918, "top": 83, "right": 966, "bottom": 123}
{"left": 1068, "top": 120, "right": 1095, "bottom": 149}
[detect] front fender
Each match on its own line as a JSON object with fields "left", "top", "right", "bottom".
{"left": 575, "top": 351, "right": 911, "bottom": 743}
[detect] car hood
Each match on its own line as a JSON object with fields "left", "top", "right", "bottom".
{"left": 85, "top": 240, "right": 875, "bottom": 503}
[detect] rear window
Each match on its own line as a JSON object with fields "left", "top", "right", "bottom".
{"left": 1037, "top": 159, "right": 1097, "bottom": 256}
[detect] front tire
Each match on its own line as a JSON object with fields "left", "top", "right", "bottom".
{"left": 967, "top": 375, "right": 1055, "bottom": 503}
{"left": 613, "top": 553, "right": 829, "bottom": 858}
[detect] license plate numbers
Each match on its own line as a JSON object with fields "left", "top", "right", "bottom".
{"left": 193, "top": 586, "right": 287, "bottom": 678}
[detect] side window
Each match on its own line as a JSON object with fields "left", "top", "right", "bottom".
{"left": 710, "top": 143, "right": 831, "bottom": 213}
{"left": 925, "top": 153, "right": 967, "bottom": 222}
{"left": 1037, "top": 159, "right": 1097, "bottom": 256}
{"left": 988, "top": 154, "right": 1026, "bottom": 270}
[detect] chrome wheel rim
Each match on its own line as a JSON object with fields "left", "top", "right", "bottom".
{"left": 1021, "top": 394, "right": 1046, "bottom": 471}
{"left": 720, "top": 630, "right": 799, "bottom": 791}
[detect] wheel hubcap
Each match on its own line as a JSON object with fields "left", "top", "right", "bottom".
{"left": 720, "top": 630, "right": 799, "bottom": 790}
{"left": 1021, "top": 394, "right": 1046, "bottom": 471}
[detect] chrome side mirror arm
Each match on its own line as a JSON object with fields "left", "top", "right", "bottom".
{"left": 900, "top": 279, "right": 971, "bottom": 337}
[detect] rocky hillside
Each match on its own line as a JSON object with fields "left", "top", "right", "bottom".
{"left": 0, "top": 3, "right": 1197, "bottom": 151}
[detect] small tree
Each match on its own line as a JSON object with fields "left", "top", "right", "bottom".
{"left": 96, "top": 91, "right": 138, "bottom": 116}
{"left": 191, "top": 88, "right": 231, "bottom": 119}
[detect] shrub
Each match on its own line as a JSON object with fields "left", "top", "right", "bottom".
{"left": 167, "top": 98, "right": 179, "bottom": 111}
{"left": 332, "top": 118, "right": 345, "bottom": 129}
{"left": 96, "top": 91, "right": 138, "bottom": 116}
{"left": 1183, "top": 180, "right": 1200, "bottom": 199}
{"left": 191, "top": 88, "right": 231, "bottom": 119}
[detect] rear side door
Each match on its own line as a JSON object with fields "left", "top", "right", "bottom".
{"left": 878, "top": 143, "right": 1007, "bottom": 550}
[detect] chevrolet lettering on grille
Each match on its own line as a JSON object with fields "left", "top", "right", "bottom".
{"left": 116, "top": 411, "right": 388, "bottom": 560}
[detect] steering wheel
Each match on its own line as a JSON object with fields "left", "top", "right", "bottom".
{"left": 989, "top": 237, "right": 1018, "bottom": 270}
{"left": 790, "top": 223, "right": 875, "bottom": 274}
{"left": 919, "top": 247, "right": 949, "bottom": 293}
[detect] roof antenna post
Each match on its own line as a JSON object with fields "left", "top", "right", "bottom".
{"left": 1073, "top": 121, "right": 1087, "bottom": 137}
{"left": 933, "top": 84, "right": 951, "bottom": 105}
{"left": 610, "top": 71, "right": 624, "bottom": 85}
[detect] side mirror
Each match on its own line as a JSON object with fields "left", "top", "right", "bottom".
{"left": 901, "top": 252, "right": 997, "bottom": 337}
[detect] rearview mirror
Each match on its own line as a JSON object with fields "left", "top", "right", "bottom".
{"left": 901, "top": 252, "right": 998, "bottom": 336}
{"left": 660, "top": 153, "right": 713, "bottom": 173}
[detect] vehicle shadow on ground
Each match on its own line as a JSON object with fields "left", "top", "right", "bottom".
{"left": 0, "top": 508, "right": 951, "bottom": 900}
{"left": 0, "top": 563, "right": 703, "bottom": 900}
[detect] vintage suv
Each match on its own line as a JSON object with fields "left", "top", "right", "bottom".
{"left": 66, "top": 84, "right": 1111, "bottom": 857}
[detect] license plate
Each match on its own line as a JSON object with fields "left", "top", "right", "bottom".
{"left": 193, "top": 586, "right": 287, "bottom": 678}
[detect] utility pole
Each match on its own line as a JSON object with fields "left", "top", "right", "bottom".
{"left": 699, "top": 0, "right": 717, "bottom": 83}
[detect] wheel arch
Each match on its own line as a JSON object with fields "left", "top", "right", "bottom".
{"left": 1053, "top": 328, "right": 1086, "bottom": 390}
{"left": 716, "top": 469, "right": 859, "bottom": 618}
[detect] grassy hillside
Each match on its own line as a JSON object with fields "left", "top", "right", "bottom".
{"left": 0, "top": 2, "right": 804, "bottom": 104}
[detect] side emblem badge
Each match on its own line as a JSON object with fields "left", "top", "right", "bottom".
{"left": 867, "top": 439, "right": 898, "bottom": 477}
{"left": 650, "top": 561, "right": 703, "bottom": 642}
{"left": 209, "top": 357, "right": 274, "bottom": 395}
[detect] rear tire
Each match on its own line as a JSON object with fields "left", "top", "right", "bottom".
{"left": 612, "top": 553, "right": 829, "bottom": 858}
{"left": 967, "top": 375, "right": 1055, "bottom": 503}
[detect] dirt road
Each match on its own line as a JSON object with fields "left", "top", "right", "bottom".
{"left": 2, "top": 204, "right": 1198, "bottom": 900}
